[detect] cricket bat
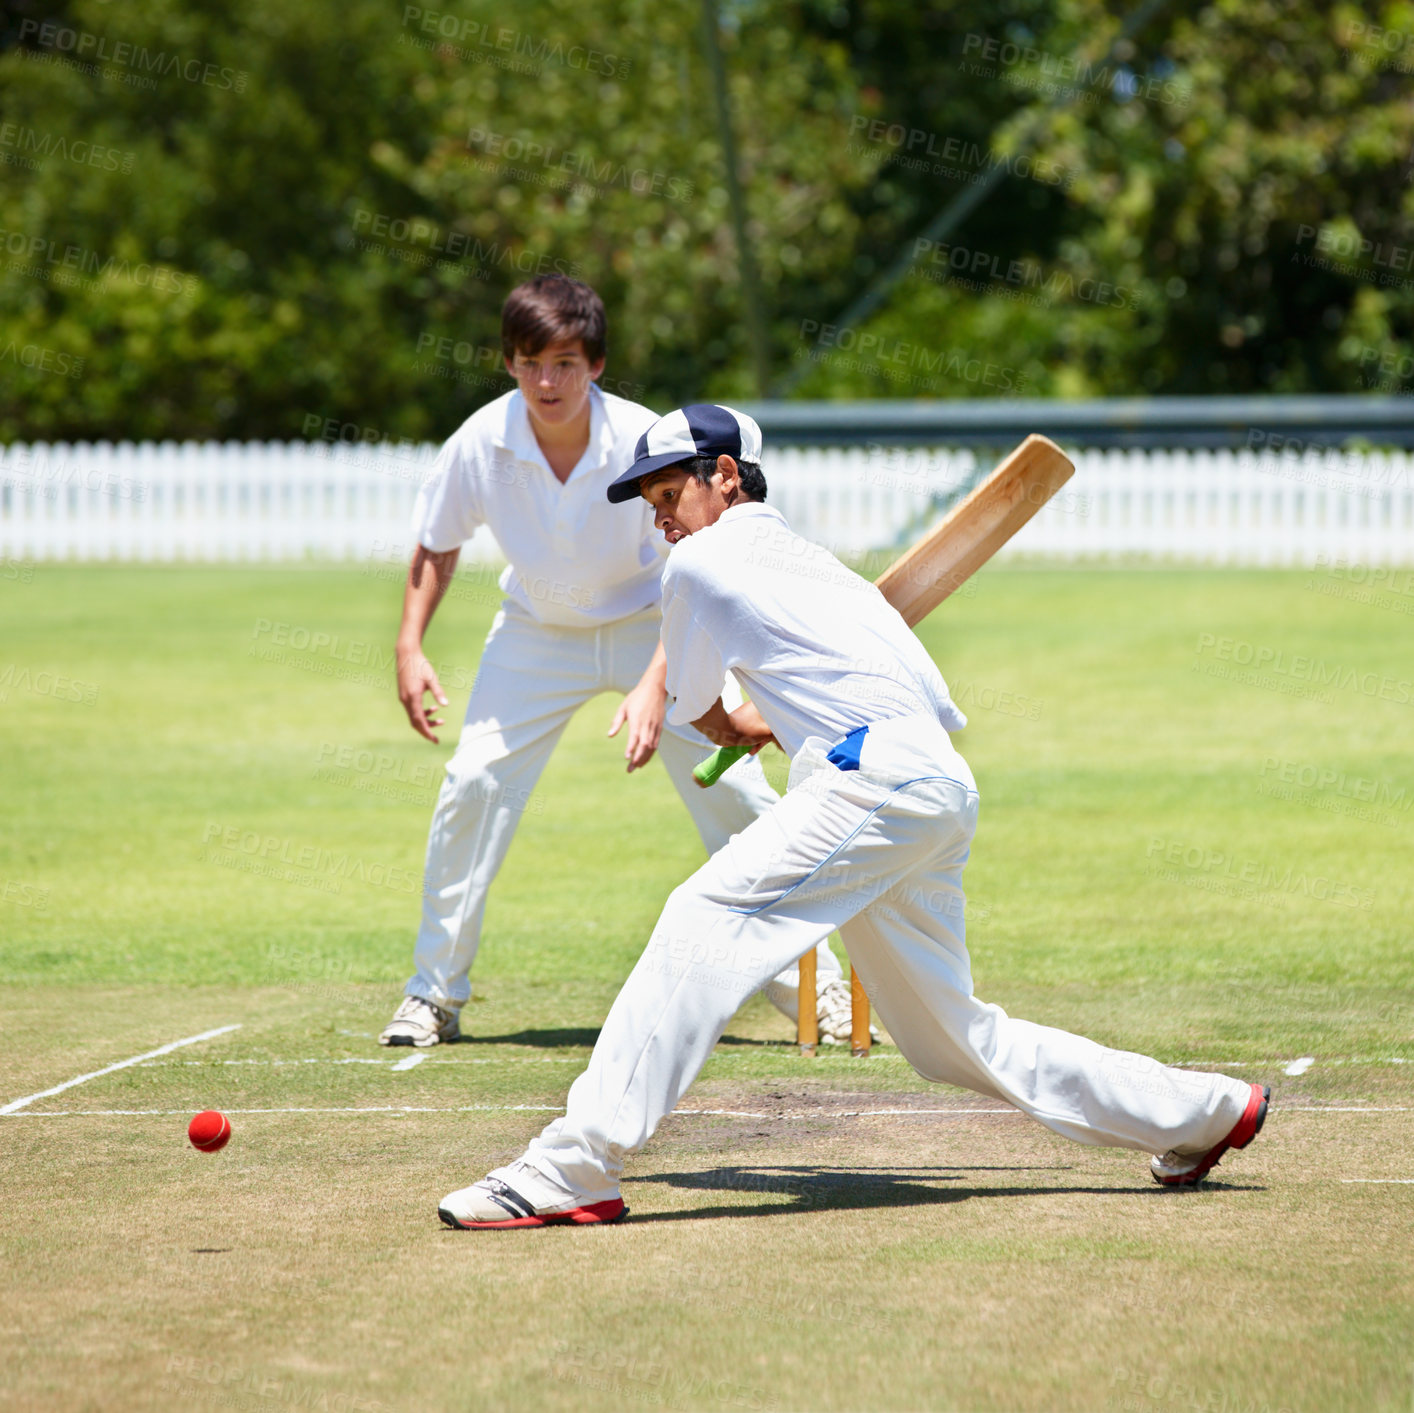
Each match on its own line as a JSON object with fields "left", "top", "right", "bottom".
{"left": 693, "top": 433, "right": 1074, "bottom": 786}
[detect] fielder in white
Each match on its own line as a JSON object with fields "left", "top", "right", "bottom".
{"left": 438, "top": 403, "right": 1269, "bottom": 1228}
{"left": 379, "top": 278, "right": 846, "bottom": 1049}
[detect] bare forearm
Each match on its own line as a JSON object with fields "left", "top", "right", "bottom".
{"left": 398, "top": 546, "right": 460, "bottom": 651}
{"left": 691, "top": 698, "right": 774, "bottom": 750}
{"left": 633, "top": 639, "right": 669, "bottom": 701}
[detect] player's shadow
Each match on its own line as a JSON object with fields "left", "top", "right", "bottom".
{"left": 462, "top": 1027, "right": 602, "bottom": 1048}
{"left": 627, "top": 1164, "right": 1263, "bottom": 1220}
{"left": 462, "top": 1029, "right": 777, "bottom": 1050}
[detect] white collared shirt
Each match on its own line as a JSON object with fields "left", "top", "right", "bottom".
{"left": 411, "top": 386, "right": 663, "bottom": 626}
{"left": 660, "top": 502, "right": 966, "bottom": 757}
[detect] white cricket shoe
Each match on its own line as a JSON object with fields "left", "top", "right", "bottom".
{"left": 378, "top": 995, "right": 459, "bottom": 1047}
{"left": 816, "top": 976, "right": 880, "bottom": 1046}
{"left": 1150, "top": 1082, "right": 1269, "bottom": 1186}
{"left": 438, "top": 1159, "right": 627, "bottom": 1229}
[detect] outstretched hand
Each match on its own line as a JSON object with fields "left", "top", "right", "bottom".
{"left": 397, "top": 648, "right": 449, "bottom": 744}
{"left": 608, "top": 681, "right": 667, "bottom": 772}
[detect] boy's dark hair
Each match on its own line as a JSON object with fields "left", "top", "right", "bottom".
{"left": 501, "top": 275, "right": 607, "bottom": 363}
{"left": 674, "top": 455, "right": 768, "bottom": 502}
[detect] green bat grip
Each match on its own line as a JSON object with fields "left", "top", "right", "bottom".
{"left": 692, "top": 744, "right": 750, "bottom": 788}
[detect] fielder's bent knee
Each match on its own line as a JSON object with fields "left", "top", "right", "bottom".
{"left": 442, "top": 758, "right": 532, "bottom": 818}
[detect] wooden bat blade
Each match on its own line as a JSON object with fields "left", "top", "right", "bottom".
{"left": 873, "top": 434, "right": 1074, "bottom": 628}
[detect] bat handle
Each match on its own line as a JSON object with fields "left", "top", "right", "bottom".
{"left": 692, "top": 744, "right": 751, "bottom": 788}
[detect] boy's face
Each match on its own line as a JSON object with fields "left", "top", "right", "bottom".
{"left": 506, "top": 338, "right": 605, "bottom": 429}
{"left": 640, "top": 457, "right": 740, "bottom": 544}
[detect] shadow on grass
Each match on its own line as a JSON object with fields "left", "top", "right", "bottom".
{"left": 626, "top": 1163, "right": 1264, "bottom": 1221}
{"left": 460, "top": 1028, "right": 602, "bottom": 1049}
{"left": 460, "top": 1029, "right": 785, "bottom": 1050}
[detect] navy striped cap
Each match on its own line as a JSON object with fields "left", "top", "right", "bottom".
{"left": 607, "top": 404, "right": 763, "bottom": 503}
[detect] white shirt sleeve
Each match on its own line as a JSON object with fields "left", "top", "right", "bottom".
{"left": 661, "top": 571, "right": 728, "bottom": 726}
{"left": 410, "top": 435, "right": 484, "bottom": 552}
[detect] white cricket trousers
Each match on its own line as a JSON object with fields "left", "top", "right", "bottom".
{"left": 523, "top": 714, "right": 1252, "bottom": 1199}
{"left": 407, "top": 604, "right": 839, "bottom": 1011}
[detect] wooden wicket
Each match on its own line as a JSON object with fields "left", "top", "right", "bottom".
{"left": 797, "top": 947, "right": 818, "bottom": 1056}
{"left": 796, "top": 949, "right": 871, "bottom": 1057}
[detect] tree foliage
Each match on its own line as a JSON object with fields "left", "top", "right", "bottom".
{"left": 0, "top": 0, "right": 1408, "bottom": 440}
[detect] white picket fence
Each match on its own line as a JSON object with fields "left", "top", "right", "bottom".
{"left": 2, "top": 438, "right": 1412, "bottom": 565}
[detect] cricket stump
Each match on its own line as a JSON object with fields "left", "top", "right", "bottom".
{"left": 796, "top": 952, "right": 871, "bottom": 1057}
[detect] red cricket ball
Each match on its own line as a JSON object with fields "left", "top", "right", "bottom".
{"left": 188, "top": 1110, "right": 231, "bottom": 1152}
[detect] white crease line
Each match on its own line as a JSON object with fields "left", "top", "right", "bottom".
{"left": 0, "top": 1105, "right": 565, "bottom": 1117}
{"left": 1342, "top": 1179, "right": 1414, "bottom": 1183}
{"left": 0, "top": 1105, "right": 1136, "bottom": 1121}
{"left": 138, "top": 1055, "right": 1414, "bottom": 1070}
{"left": 3, "top": 1102, "right": 1410, "bottom": 1121}
{"left": 391, "top": 1053, "right": 426, "bottom": 1072}
{"left": 0, "top": 1025, "right": 243, "bottom": 1114}
{"left": 1279, "top": 1106, "right": 1411, "bottom": 1113}
{"left": 0, "top": 1105, "right": 1026, "bottom": 1120}
{"left": 670, "top": 1107, "right": 1020, "bottom": 1119}
{"left": 141, "top": 1057, "right": 587, "bottom": 1066}
{"left": 1173, "top": 1059, "right": 1409, "bottom": 1068}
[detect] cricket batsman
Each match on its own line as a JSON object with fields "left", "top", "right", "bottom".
{"left": 379, "top": 280, "right": 849, "bottom": 1048}
{"left": 436, "top": 404, "right": 1269, "bottom": 1227}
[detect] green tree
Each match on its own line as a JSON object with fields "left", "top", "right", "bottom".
{"left": 1, "top": 0, "right": 1409, "bottom": 441}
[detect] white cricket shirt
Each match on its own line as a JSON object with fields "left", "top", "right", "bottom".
{"left": 660, "top": 502, "right": 966, "bottom": 757}
{"left": 411, "top": 386, "right": 663, "bottom": 627}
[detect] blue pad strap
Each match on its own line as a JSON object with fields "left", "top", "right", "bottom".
{"left": 826, "top": 725, "right": 869, "bottom": 772}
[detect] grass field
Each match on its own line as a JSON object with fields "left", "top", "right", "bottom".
{"left": 2, "top": 562, "right": 1412, "bottom": 1413}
